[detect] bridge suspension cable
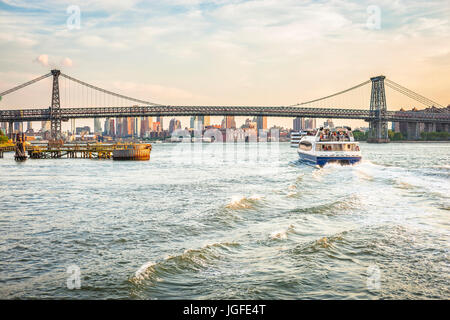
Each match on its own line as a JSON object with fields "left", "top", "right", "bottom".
{"left": 385, "top": 78, "right": 444, "bottom": 109}
{"left": 59, "top": 72, "right": 162, "bottom": 106}
{"left": 289, "top": 80, "right": 371, "bottom": 107}
{"left": 0, "top": 73, "right": 52, "bottom": 97}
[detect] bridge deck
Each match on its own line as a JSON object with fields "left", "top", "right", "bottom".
{"left": 1, "top": 106, "right": 449, "bottom": 123}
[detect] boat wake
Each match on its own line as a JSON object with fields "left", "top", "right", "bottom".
{"left": 225, "top": 194, "right": 264, "bottom": 210}
{"left": 270, "top": 225, "right": 295, "bottom": 240}
{"left": 130, "top": 242, "right": 241, "bottom": 284}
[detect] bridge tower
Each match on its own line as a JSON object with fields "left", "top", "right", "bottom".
{"left": 367, "top": 75, "right": 389, "bottom": 143}
{"left": 50, "top": 69, "right": 62, "bottom": 140}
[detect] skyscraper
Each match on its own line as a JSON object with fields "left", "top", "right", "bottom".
{"left": 256, "top": 116, "right": 267, "bottom": 131}
{"left": 222, "top": 116, "right": 236, "bottom": 129}
{"left": 324, "top": 119, "right": 334, "bottom": 128}
{"left": 190, "top": 116, "right": 208, "bottom": 130}
{"left": 94, "top": 118, "right": 102, "bottom": 133}
{"left": 134, "top": 117, "right": 141, "bottom": 137}
{"left": 13, "top": 122, "right": 23, "bottom": 133}
{"left": 104, "top": 118, "right": 115, "bottom": 136}
{"left": 293, "top": 117, "right": 305, "bottom": 131}
{"left": 169, "top": 118, "right": 181, "bottom": 134}
{"left": 203, "top": 116, "right": 210, "bottom": 127}
{"left": 293, "top": 117, "right": 316, "bottom": 131}
{"left": 140, "top": 117, "right": 152, "bottom": 137}
{"left": 41, "top": 121, "right": 51, "bottom": 132}
{"left": 156, "top": 116, "right": 163, "bottom": 130}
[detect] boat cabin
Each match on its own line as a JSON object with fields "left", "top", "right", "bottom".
{"left": 316, "top": 127, "right": 354, "bottom": 142}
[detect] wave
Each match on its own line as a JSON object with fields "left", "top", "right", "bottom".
{"left": 270, "top": 225, "right": 295, "bottom": 240}
{"left": 290, "top": 194, "right": 360, "bottom": 216}
{"left": 291, "top": 232, "right": 346, "bottom": 255}
{"left": 225, "top": 194, "right": 264, "bottom": 210}
{"left": 130, "top": 241, "right": 240, "bottom": 284}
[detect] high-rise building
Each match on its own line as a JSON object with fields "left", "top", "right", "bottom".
{"left": 242, "top": 118, "right": 257, "bottom": 129}
{"left": 169, "top": 118, "right": 181, "bottom": 134}
{"left": 293, "top": 117, "right": 305, "bottom": 131}
{"left": 324, "top": 119, "right": 334, "bottom": 128}
{"left": 293, "top": 117, "right": 316, "bottom": 131}
{"left": 13, "top": 122, "right": 23, "bottom": 133}
{"left": 126, "top": 118, "right": 134, "bottom": 136}
{"left": 204, "top": 116, "right": 210, "bottom": 127}
{"left": 222, "top": 116, "right": 236, "bottom": 129}
{"left": 104, "top": 118, "right": 115, "bottom": 136}
{"left": 94, "top": 118, "right": 102, "bottom": 133}
{"left": 140, "top": 117, "right": 152, "bottom": 137}
{"left": 156, "top": 116, "right": 163, "bottom": 130}
{"left": 27, "top": 122, "right": 33, "bottom": 131}
{"left": 190, "top": 116, "right": 207, "bottom": 130}
{"left": 153, "top": 121, "right": 162, "bottom": 132}
{"left": 70, "top": 119, "right": 75, "bottom": 135}
{"left": 305, "top": 118, "right": 316, "bottom": 130}
{"left": 256, "top": 116, "right": 267, "bottom": 131}
{"left": 41, "top": 121, "right": 51, "bottom": 132}
{"left": 134, "top": 117, "right": 141, "bottom": 137}
{"left": 76, "top": 126, "right": 91, "bottom": 135}
{"left": 116, "top": 118, "right": 122, "bottom": 137}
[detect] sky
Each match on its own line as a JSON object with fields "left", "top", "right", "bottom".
{"left": 0, "top": 0, "right": 449, "bottom": 130}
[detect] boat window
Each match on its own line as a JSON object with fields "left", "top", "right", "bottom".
{"left": 299, "top": 141, "right": 312, "bottom": 151}
{"left": 316, "top": 144, "right": 358, "bottom": 151}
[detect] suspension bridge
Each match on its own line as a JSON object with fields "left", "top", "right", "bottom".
{"left": 0, "top": 70, "right": 449, "bottom": 143}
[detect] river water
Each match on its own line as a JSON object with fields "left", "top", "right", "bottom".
{"left": 0, "top": 142, "right": 449, "bottom": 299}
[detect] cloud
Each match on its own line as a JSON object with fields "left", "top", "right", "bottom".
{"left": 61, "top": 57, "right": 73, "bottom": 67}
{"left": 34, "top": 54, "right": 49, "bottom": 67}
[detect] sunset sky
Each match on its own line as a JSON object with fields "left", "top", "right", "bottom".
{"left": 0, "top": 0, "right": 449, "bottom": 130}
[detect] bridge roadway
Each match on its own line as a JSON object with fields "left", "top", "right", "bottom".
{"left": 1, "top": 105, "right": 449, "bottom": 123}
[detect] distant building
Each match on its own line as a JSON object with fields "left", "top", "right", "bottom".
{"left": 156, "top": 116, "right": 163, "bottom": 130}
{"left": 41, "top": 121, "right": 51, "bottom": 132}
{"left": 76, "top": 126, "right": 91, "bottom": 135}
{"left": 104, "top": 118, "right": 115, "bottom": 136}
{"left": 324, "top": 119, "right": 334, "bottom": 128}
{"left": 169, "top": 118, "right": 182, "bottom": 134}
{"left": 241, "top": 118, "right": 257, "bottom": 129}
{"left": 221, "top": 116, "right": 236, "bottom": 129}
{"left": 94, "top": 118, "right": 102, "bottom": 133}
{"left": 140, "top": 117, "right": 152, "bottom": 137}
{"left": 153, "top": 121, "right": 162, "bottom": 132}
{"left": 134, "top": 117, "right": 141, "bottom": 137}
{"left": 293, "top": 117, "right": 316, "bottom": 130}
{"left": 190, "top": 116, "right": 209, "bottom": 130}
{"left": 0, "top": 122, "right": 6, "bottom": 135}
{"left": 305, "top": 118, "right": 316, "bottom": 130}
{"left": 293, "top": 117, "right": 305, "bottom": 131}
{"left": 256, "top": 116, "right": 267, "bottom": 131}
{"left": 204, "top": 116, "right": 210, "bottom": 127}
{"left": 13, "top": 122, "right": 23, "bottom": 133}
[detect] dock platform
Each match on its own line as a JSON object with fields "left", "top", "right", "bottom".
{"left": 0, "top": 143, "right": 152, "bottom": 161}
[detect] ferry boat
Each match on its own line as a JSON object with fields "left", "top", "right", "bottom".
{"left": 290, "top": 131, "right": 307, "bottom": 148}
{"left": 297, "top": 127, "right": 361, "bottom": 167}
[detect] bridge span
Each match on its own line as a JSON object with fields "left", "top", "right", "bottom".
{"left": 1, "top": 105, "right": 449, "bottom": 123}
{"left": 1, "top": 70, "right": 449, "bottom": 143}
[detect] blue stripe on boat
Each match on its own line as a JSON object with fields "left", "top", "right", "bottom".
{"left": 298, "top": 152, "right": 361, "bottom": 166}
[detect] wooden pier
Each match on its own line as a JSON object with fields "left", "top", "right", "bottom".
{"left": 0, "top": 143, "right": 152, "bottom": 161}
